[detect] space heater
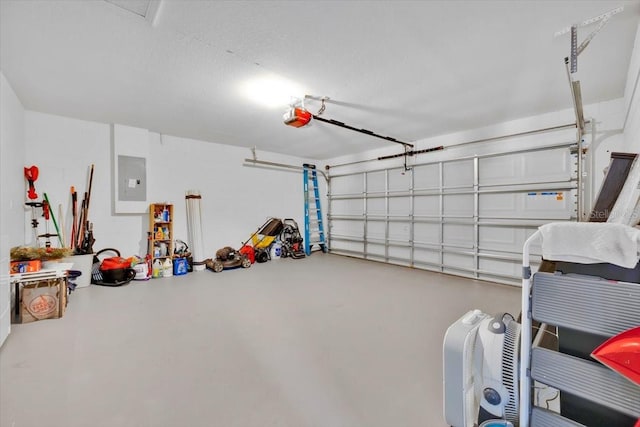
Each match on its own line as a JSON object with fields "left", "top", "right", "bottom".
{"left": 443, "top": 310, "right": 521, "bottom": 427}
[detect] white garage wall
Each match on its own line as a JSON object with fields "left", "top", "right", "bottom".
{"left": 623, "top": 22, "right": 640, "bottom": 152}
{"left": 0, "top": 71, "right": 26, "bottom": 347}
{"left": 24, "top": 111, "right": 311, "bottom": 258}
{"left": 625, "top": 88, "right": 640, "bottom": 151}
{"left": 0, "top": 72, "right": 25, "bottom": 248}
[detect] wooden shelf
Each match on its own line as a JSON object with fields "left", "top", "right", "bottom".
{"left": 148, "top": 203, "right": 174, "bottom": 272}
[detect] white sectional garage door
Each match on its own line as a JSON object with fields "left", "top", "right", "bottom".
{"left": 328, "top": 143, "right": 578, "bottom": 285}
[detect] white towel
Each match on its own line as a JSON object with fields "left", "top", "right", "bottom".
{"left": 539, "top": 222, "right": 640, "bottom": 268}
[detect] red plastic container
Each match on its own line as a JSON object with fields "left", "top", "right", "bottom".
{"left": 591, "top": 326, "right": 640, "bottom": 386}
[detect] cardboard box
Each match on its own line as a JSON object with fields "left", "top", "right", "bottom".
{"left": 13, "top": 278, "right": 67, "bottom": 324}
{"left": 10, "top": 259, "right": 41, "bottom": 274}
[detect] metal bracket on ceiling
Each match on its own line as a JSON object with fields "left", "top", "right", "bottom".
{"left": 556, "top": 6, "right": 623, "bottom": 136}
{"left": 554, "top": 6, "right": 624, "bottom": 59}
{"left": 554, "top": 6, "right": 624, "bottom": 79}
{"left": 555, "top": 5, "right": 623, "bottom": 224}
{"left": 306, "top": 95, "right": 329, "bottom": 116}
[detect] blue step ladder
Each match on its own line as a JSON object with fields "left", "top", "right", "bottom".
{"left": 303, "top": 164, "right": 327, "bottom": 255}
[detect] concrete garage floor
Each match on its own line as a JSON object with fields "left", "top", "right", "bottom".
{"left": 1, "top": 254, "right": 521, "bottom": 427}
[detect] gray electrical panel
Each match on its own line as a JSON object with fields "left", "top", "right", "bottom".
{"left": 117, "top": 155, "right": 146, "bottom": 202}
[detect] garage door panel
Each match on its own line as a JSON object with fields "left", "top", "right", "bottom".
{"left": 367, "top": 198, "right": 386, "bottom": 215}
{"left": 366, "top": 221, "right": 385, "bottom": 240}
{"left": 331, "top": 219, "right": 363, "bottom": 238}
{"left": 366, "top": 242, "right": 385, "bottom": 256}
{"left": 414, "top": 223, "right": 440, "bottom": 244}
{"left": 479, "top": 148, "right": 572, "bottom": 186}
{"left": 414, "top": 248, "right": 440, "bottom": 265}
{"left": 332, "top": 199, "right": 364, "bottom": 216}
{"left": 389, "top": 197, "right": 410, "bottom": 215}
{"left": 367, "top": 171, "right": 386, "bottom": 193}
{"left": 443, "top": 253, "right": 474, "bottom": 269}
{"left": 328, "top": 141, "right": 578, "bottom": 286}
{"left": 444, "top": 194, "right": 473, "bottom": 216}
{"left": 331, "top": 240, "right": 364, "bottom": 254}
{"left": 479, "top": 156, "right": 517, "bottom": 185}
{"left": 522, "top": 190, "right": 574, "bottom": 219}
{"left": 443, "top": 223, "right": 473, "bottom": 247}
{"left": 444, "top": 159, "right": 474, "bottom": 188}
{"left": 389, "top": 169, "right": 412, "bottom": 191}
{"left": 413, "top": 164, "right": 440, "bottom": 189}
{"left": 479, "top": 225, "right": 528, "bottom": 253}
{"left": 332, "top": 174, "right": 364, "bottom": 194}
{"left": 479, "top": 193, "right": 516, "bottom": 217}
{"left": 523, "top": 148, "right": 573, "bottom": 182}
{"left": 389, "top": 222, "right": 410, "bottom": 241}
{"left": 480, "top": 192, "right": 574, "bottom": 220}
{"left": 414, "top": 195, "right": 439, "bottom": 216}
{"left": 479, "top": 258, "right": 521, "bottom": 278}
{"left": 389, "top": 246, "right": 410, "bottom": 261}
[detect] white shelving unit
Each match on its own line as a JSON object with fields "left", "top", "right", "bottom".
{"left": 520, "top": 230, "right": 640, "bottom": 426}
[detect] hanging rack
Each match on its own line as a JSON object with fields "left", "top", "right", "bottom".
{"left": 555, "top": 5, "right": 623, "bottom": 220}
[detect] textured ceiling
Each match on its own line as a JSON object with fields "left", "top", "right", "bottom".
{"left": 1, "top": 1, "right": 639, "bottom": 159}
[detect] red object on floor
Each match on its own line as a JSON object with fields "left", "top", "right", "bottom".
{"left": 239, "top": 245, "right": 255, "bottom": 264}
{"left": 591, "top": 326, "right": 640, "bottom": 386}
{"left": 634, "top": 418, "right": 640, "bottom": 427}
